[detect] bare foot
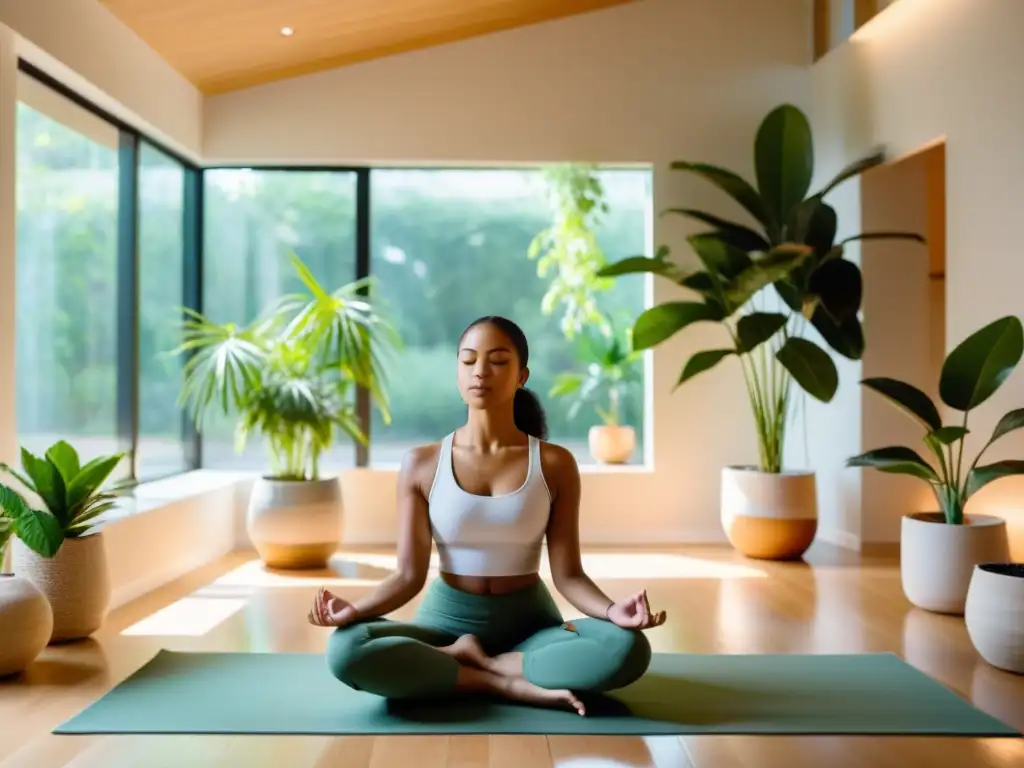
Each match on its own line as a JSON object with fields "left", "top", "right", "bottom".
{"left": 439, "top": 634, "right": 492, "bottom": 669}
{"left": 503, "top": 676, "right": 586, "bottom": 716}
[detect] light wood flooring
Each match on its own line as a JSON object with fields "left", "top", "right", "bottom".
{"left": 1, "top": 544, "right": 1022, "bottom": 767}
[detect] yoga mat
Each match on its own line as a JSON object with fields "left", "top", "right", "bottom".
{"left": 54, "top": 650, "right": 1018, "bottom": 737}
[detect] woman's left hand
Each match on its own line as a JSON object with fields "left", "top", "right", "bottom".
{"left": 606, "top": 589, "right": 666, "bottom": 630}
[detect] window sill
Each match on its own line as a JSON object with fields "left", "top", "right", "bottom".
{"left": 97, "top": 469, "right": 248, "bottom": 526}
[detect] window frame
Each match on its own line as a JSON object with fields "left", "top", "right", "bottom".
{"left": 16, "top": 62, "right": 650, "bottom": 478}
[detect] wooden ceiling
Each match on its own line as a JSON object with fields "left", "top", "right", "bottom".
{"left": 98, "top": 0, "right": 636, "bottom": 95}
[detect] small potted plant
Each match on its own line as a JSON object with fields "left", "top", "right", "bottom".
{"left": 598, "top": 103, "right": 924, "bottom": 559}
{"left": 0, "top": 503, "right": 55, "bottom": 676}
{"left": 847, "top": 315, "right": 1023, "bottom": 615}
{"left": 549, "top": 317, "right": 642, "bottom": 464}
{"left": 1, "top": 441, "right": 125, "bottom": 643}
{"left": 173, "top": 252, "right": 400, "bottom": 570}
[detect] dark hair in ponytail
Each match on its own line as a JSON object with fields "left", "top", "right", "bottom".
{"left": 459, "top": 315, "right": 549, "bottom": 440}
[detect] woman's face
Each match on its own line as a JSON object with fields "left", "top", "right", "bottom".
{"left": 457, "top": 323, "right": 529, "bottom": 409}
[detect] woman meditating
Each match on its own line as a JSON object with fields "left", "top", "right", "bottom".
{"left": 308, "top": 316, "right": 666, "bottom": 715}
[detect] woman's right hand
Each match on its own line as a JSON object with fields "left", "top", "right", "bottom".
{"left": 308, "top": 587, "right": 359, "bottom": 628}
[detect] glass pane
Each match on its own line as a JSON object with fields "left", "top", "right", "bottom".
{"left": 15, "top": 82, "right": 122, "bottom": 466}
{"left": 138, "top": 142, "right": 186, "bottom": 479}
{"left": 201, "top": 169, "right": 358, "bottom": 472}
{"left": 369, "top": 168, "right": 650, "bottom": 466}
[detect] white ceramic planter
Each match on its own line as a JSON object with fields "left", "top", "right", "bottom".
{"left": 13, "top": 532, "right": 111, "bottom": 643}
{"left": 247, "top": 476, "right": 342, "bottom": 569}
{"left": 0, "top": 573, "right": 53, "bottom": 677}
{"left": 720, "top": 466, "right": 818, "bottom": 560}
{"left": 965, "top": 563, "right": 1024, "bottom": 674}
{"left": 588, "top": 425, "right": 636, "bottom": 465}
{"left": 901, "top": 513, "right": 1009, "bottom": 615}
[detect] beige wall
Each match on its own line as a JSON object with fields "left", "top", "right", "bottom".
{"left": 204, "top": 0, "right": 816, "bottom": 546}
{"left": 0, "top": 0, "right": 201, "bottom": 159}
{"left": 814, "top": 0, "right": 1024, "bottom": 553}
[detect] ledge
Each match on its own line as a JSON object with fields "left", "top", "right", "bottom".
{"left": 98, "top": 469, "right": 250, "bottom": 527}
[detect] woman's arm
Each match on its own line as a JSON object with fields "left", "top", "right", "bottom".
{"left": 313, "top": 446, "right": 434, "bottom": 626}
{"left": 543, "top": 443, "right": 665, "bottom": 629}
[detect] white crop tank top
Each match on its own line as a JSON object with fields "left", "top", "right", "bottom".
{"left": 427, "top": 432, "right": 552, "bottom": 577}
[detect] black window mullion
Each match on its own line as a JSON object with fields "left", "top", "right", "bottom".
{"left": 354, "top": 168, "right": 371, "bottom": 468}
{"left": 182, "top": 167, "right": 203, "bottom": 470}
{"left": 116, "top": 131, "right": 140, "bottom": 480}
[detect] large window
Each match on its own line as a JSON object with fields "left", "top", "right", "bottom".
{"left": 201, "top": 169, "right": 358, "bottom": 471}
{"left": 369, "top": 168, "right": 650, "bottom": 465}
{"left": 138, "top": 142, "right": 187, "bottom": 478}
{"left": 15, "top": 66, "right": 199, "bottom": 483}
{"left": 15, "top": 79, "right": 123, "bottom": 465}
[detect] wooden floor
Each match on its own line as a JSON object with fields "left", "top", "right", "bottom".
{"left": 1, "top": 544, "right": 1022, "bottom": 767}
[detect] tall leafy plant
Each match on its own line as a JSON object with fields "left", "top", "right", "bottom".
{"left": 0, "top": 441, "right": 127, "bottom": 559}
{"left": 549, "top": 317, "right": 642, "bottom": 427}
{"left": 848, "top": 315, "right": 1024, "bottom": 525}
{"left": 528, "top": 164, "right": 613, "bottom": 339}
{"left": 173, "top": 253, "right": 400, "bottom": 481}
{"left": 598, "top": 104, "right": 924, "bottom": 473}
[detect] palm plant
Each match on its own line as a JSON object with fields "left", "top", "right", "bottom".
{"left": 848, "top": 315, "right": 1024, "bottom": 525}
{"left": 173, "top": 253, "right": 400, "bottom": 481}
{"left": 549, "top": 317, "right": 642, "bottom": 426}
{"left": 598, "top": 103, "right": 924, "bottom": 473}
{"left": 0, "top": 441, "right": 127, "bottom": 560}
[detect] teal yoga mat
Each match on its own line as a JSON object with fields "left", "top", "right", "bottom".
{"left": 54, "top": 650, "right": 1018, "bottom": 737}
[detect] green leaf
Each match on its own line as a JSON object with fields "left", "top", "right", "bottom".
{"left": 755, "top": 104, "right": 814, "bottom": 234}
{"left": 815, "top": 150, "right": 886, "bottom": 199}
{"left": 838, "top": 231, "right": 926, "bottom": 248}
{"left": 596, "top": 254, "right": 680, "bottom": 280}
{"left": 722, "top": 245, "right": 812, "bottom": 311}
{"left": 966, "top": 460, "right": 1024, "bottom": 500}
{"left": 776, "top": 337, "right": 839, "bottom": 402}
{"left": 846, "top": 446, "right": 940, "bottom": 483}
{"left": 860, "top": 377, "right": 942, "bottom": 431}
{"left": 987, "top": 408, "right": 1024, "bottom": 447}
{"left": 939, "top": 315, "right": 1024, "bottom": 411}
{"left": 668, "top": 161, "right": 771, "bottom": 230}
{"left": 930, "top": 426, "right": 969, "bottom": 445}
{"left": 802, "top": 201, "right": 838, "bottom": 255}
{"left": 549, "top": 374, "right": 583, "bottom": 397}
{"left": 809, "top": 258, "right": 862, "bottom": 321}
{"left": 675, "top": 349, "right": 735, "bottom": 389}
{"left": 45, "top": 441, "right": 81, "bottom": 487}
{"left": 0, "top": 485, "right": 64, "bottom": 558}
{"left": 736, "top": 312, "right": 788, "bottom": 353}
{"left": 0, "top": 462, "right": 36, "bottom": 494}
{"left": 631, "top": 302, "right": 723, "bottom": 351}
{"left": 688, "top": 232, "right": 753, "bottom": 279}
{"left": 66, "top": 454, "right": 125, "bottom": 515}
{"left": 811, "top": 306, "right": 864, "bottom": 360}
{"left": 662, "top": 209, "right": 770, "bottom": 252}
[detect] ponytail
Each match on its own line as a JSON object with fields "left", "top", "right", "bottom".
{"left": 513, "top": 387, "right": 548, "bottom": 440}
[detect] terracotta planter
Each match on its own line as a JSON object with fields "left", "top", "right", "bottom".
{"left": 965, "top": 563, "right": 1024, "bottom": 673}
{"left": 247, "top": 476, "right": 342, "bottom": 569}
{"left": 588, "top": 425, "right": 635, "bottom": 464}
{"left": 720, "top": 466, "right": 817, "bottom": 560}
{"left": 13, "top": 532, "right": 111, "bottom": 643}
{"left": 0, "top": 573, "right": 53, "bottom": 677}
{"left": 900, "top": 513, "right": 1009, "bottom": 615}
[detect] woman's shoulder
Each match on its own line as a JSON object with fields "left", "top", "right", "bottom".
{"left": 537, "top": 438, "right": 580, "bottom": 483}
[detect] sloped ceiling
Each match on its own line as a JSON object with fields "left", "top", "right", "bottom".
{"left": 98, "top": 0, "right": 637, "bottom": 95}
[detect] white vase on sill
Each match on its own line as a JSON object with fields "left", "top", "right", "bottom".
{"left": 247, "top": 476, "right": 343, "bottom": 569}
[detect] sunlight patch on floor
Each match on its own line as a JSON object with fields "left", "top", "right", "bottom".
{"left": 121, "top": 596, "right": 248, "bottom": 636}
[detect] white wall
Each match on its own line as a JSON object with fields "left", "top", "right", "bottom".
{"left": 0, "top": 0, "right": 201, "bottom": 160}
{"left": 204, "top": 0, "right": 815, "bottom": 546}
{"left": 814, "top": 0, "right": 1024, "bottom": 554}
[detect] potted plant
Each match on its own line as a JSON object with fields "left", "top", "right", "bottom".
{"left": 174, "top": 253, "right": 400, "bottom": 570}
{"left": 598, "top": 103, "right": 924, "bottom": 559}
{"left": 1, "top": 441, "right": 124, "bottom": 643}
{"left": 0, "top": 503, "right": 54, "bottom": 676}
{"left": 847, "top": 315, "right": 1023, "bottom": 614}
{"left": 549, "top": 317, "right": 642, "bottom": 464}
{"left": 965, "top": 563, "right": 1024, "bottom": 673}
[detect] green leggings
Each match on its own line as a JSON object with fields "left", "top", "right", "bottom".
{"left": 325, "top": 578, "right": 651, "bottom": 700}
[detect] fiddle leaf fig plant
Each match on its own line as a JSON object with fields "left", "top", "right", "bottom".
{"left": 598, "top": 103, "right": 925, "bottom": 473}
{"left": 847, "top": 315, "right": 1024, "bottom": 525}
{"left": 0, "top": 441, "right": 128, "bottom": 559}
